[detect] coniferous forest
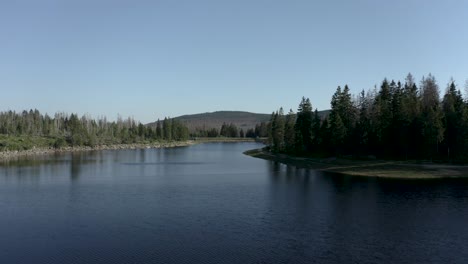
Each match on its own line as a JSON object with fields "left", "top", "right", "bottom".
{"left": 268, "top": 74, "right": 468, "bottom": 163}
{"left": 0, "top": 111, "right": 189, "bottom": 151}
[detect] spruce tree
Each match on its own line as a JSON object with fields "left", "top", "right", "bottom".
{"left": 271, "top": 108, "right": 285, "bottom": 152}
{"left": 294, "top": 97, "right": 313, "bottom": 153}
{"left": 442, "top": 80, "right": 466, "bottom": 160}
{"left": 420, "top": 74, "right": 444, "bottom": 160}
{"left": 156, "top": 119, "right": 162, "bottom": 139}
{"left": 163, "top": 118, "right": 172, "bottom": 140}
{"left": 284, "top": 109, "right": 296, "bottom": 153}
{"left": 311, "top": 109, "right": 321, "bottom": 149}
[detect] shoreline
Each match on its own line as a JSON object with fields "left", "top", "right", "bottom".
{"left": 0, "top": 138, "right": 259, "bottom": 161}
{"left": 0, "top": 141, "right": 197, "bottom": 161}
{"left": 244, "top": 148, "right": 468, "bottom": 179}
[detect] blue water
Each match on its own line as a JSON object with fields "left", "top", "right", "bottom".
{"left": 1, "top": 142, "right": 468, "bottom": 263}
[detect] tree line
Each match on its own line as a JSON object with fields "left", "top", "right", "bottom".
{"left": 189, "top": 122, "right": 269, "bottom": 138}
{"left": 0, "top": 110, "right": 189, "bottom": 150}
{"left": 268, "top": 74, "right": 468, "bottom": 163}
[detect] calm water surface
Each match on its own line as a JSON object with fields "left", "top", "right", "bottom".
{"left": 1, "top": 142, "right": 468, "bottom": 264}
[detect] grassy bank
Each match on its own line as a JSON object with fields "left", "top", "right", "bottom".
{"left": 244, "top": 148, "right": 468, "bottom": 179}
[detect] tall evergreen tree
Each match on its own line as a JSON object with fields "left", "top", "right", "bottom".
{"left": 294, "top": 97, "right": 313, "bottom": 153}
{"left": 420, "top": 74, "right": 444, "bottom": 160}
{"left": 442, "top": 80, "right": 466, "bottom": 160}
{"left": 372, "top": 79, "right": 394, "bottom": 157}
{"left": 329, "top": 112, "right": 346, "bottom": 155}
{"left": 156, "top": 119, "right": 162, "bottom": 139}
{"left": 311, "top": 109, "right": 321, "bottom": 149}
{"left": 356, "top": 89, "right": 372, "bottom": 156}
{"left": 271, "top": 108, "right": 285, "bottom": 152}
{"left": 284, "top": 109, "right": 296, "bottom": 153}
{"left": 390, "top": 81, "right": 406, "bottom": 157}
{"left": 163, "top": 117, "right": 172, "bottom": 140}
{"left": 328, "top": 86, "right": 348, "bottom": 153}
{"left": 401, "top": 73, "right": 421, "bottom": 159}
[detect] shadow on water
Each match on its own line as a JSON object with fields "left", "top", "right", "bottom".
{"left": 264, "top": 160, "right": 468, "bottom": 263}
{"left": 70, "top": 152, "right": 83, "bottom": 182}
{"left": 69, "top": 151, "right": 106, "bottom": 182}
{"left": 268, "top": 161, "right": 312, "bottom": 184}
{"left": 120, "top": 162, "right": 207, "bottom": 166}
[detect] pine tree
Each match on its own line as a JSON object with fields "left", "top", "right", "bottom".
{"left": 271, "top": 108, "right": 285, "bottom": 152}
{"left": 294, "top": 97, "right": 313, "bottom": 153}
{"left": 156, "top": 119, "right": 162, "bottom": 139}
{"left": 401, "top": 73, "right": 421, "bottom": 159}
{"left": 284, "top": 109, "right": 296, "bottom": 153}
{"left": 311, "top": 109, "right": 321, "bottom": 149}
{"left": 420, "top": 74, "right": 444, "bottom": 160}
{"left": 391, "top": 81, "right": 405, "bottom": 158}
{"left": 373, "top": 79, "right": 393, "bottom": 157}
{"left": 328, "top": 87, "right": 348, "bottom": 153}
{"left": 356, "top": 89, "right": 372, "bottom": 156}
{"left": 163, "top": 117, "right": 172, "bottom": 140}
{"left": 339, "top": 85, "right": 356, "bottom": 133}
{"left": 220, "top": 123, "right": 227, "bottom": 137}
{"left": 329, "top": 112, "right": 346, "bottom": 155}
{"left": 239, "top": 129, "right": 245, "bottom": 138}
{"left": 442, "top": 80, "right": 466, "bottom": 160}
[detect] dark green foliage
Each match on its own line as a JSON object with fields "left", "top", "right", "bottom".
{"left": 171, "top": 120, "right": 190, "bottom": 141}
{"left": 420, "top": 75, "right": 444, "bottom": 160}
{"left": 163, "top": 118, "right": 172, "bottom": 140}
{"left": 294, "top": 97, "right": 313, "bottom": 153}
{"left": 0, "top": 110, "right": 189, "bottom": 151}
{"left": 356, "top": 90, "right": 371, "bottom": 155}
{"left": 156, "top": 119, "right": 162, "bottom": 139}
{"left": 267, "top": 74, "right": 468, "bottom": 163}
{"left": 328, "top": 86, "right": 357, "bottom": 154}
{"left": 311, "top": 109, "right": 321, "bottom": 148}
{"left": 246, "top": 128, "right": 256, "bottom": 138}
{"left": 207, "top": 128, "right": 219, "bottom": 137}
{"left": 442, "top": 80, "right": 467, "bottom": 161}
{"left": 189, "top": 123, "right": 254, "bottom": 138}
{"left": 220, "top": 123, "right": 239, "bottom": 137}
{"left": 270, "top": 108, "right": 285, "bottom": 152}
{"left": 284, "top": 109, "right": 296, "bottom": 153}
{"left": 239, "top": 129, "right": 245, "bottom": 138}
{"left": 153, "top": 111, "right": 271, "bottom": 133}
{"left": 53, "top": 137, "right": 67, "bottom": 149}
{"left": 254, "top": 122, "right": 269, "bottom": 137}
{"left": 329, "top": 110, "right": 346, "bottom": 154}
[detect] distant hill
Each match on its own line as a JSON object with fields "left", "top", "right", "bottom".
{"left": 147, "top": 111, "right": 270, "bottom": 131}
{"left": 147, "top": 110, "right": 330, "bottom": 132}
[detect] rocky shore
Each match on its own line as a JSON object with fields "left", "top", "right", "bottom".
{"left": 0, "top": 141, "right": 196, "bottom": 161}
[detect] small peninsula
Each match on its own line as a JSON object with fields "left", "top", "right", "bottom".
{"left": 247, "top": 74, "right": 468, "bottom": 179}
{"left": 245, "top": 148, "right": 468, "bottom": 179}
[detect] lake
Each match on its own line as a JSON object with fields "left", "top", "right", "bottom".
{"left": 1, "top": 142, "right": 468, "bottom": 263}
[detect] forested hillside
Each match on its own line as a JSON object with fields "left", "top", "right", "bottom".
{"left": 148, "top": 111, "right": 270, "bottom": 131}
{"left": 268, "top": 74, "right": 468, "bottom": 163}
{"left": 148, "top": 110, "right": 329, "bottom": 138}
{"left": 0, "top": 111, "right": 189, "bottom": 151}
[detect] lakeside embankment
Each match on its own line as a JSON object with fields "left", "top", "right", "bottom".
{"left": 192, "top": 137, "right": 261, "bottom": 143}
{"left": 0, "top": 141, "right": 196, "bottom": 161}
{"left": 0, "top": 137, "right": 260, "bottom": 161}
{"left": 244, "top": 148, "right": 468, "bottom": 179}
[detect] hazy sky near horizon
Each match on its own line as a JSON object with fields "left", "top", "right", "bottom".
{"left": 1, "top": 0, "right": 468, "bottom": 123}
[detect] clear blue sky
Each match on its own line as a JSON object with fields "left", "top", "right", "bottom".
{"left": 1, "top": 0, "right": 467, "bottom": 123}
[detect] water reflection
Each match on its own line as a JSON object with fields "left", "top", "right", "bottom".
{"left": 70, "top": 152, "right": 82, "bottom": 181}
{"left": 1, "top": 143, "right": 468, "bottom": 264}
